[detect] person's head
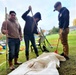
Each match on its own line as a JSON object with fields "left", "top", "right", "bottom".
{"left": 34, "top": 12, "right": 42, "bottom": 23}
{"left": 9, "top": 11, "right": 16, "bottom": 21}
{"left": 53, "top": 2, "right": 62, "bottom": 12}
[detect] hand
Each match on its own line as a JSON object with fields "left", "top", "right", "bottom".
{"left": 3, "top": 30, "right": 8, "bottom": 34}
{"left": 28, "top": 6, "right": 32, "bottom": 11}
{"left": 38, "top": 32, "right": 41, "bottom": 35}
{"left": 20, "top": 37, "right": 22, "bottom": 41}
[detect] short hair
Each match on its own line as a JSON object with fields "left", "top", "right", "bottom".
{"left": 9, "top": 11, "right": 16, "bottom": 15}
{"left": 34, "top": 12, "right": 41, "bottom": 20}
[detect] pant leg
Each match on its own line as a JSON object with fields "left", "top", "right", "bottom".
{"left": 15, "top": 38, "right": 20, "bottom": 59}
{"left": 30, "top": 34, "right": 39, "bottom": 56}
{"left": 59, "top": 28, "right": 69, "bottom": 56}
{"left": 24, "top": 35, "right": 29, "bottom": 58}
{"left": 8, "top": 38, "right": 15, "bottom": 61}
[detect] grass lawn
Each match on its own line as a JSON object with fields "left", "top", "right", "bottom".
{"left": 0, "top": 30, "right": 76, "bottom": 75}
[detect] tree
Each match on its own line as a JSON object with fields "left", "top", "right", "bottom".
{"left": 51, "top": 26, "right": 59, "bottom": 34}
{"left": 47, "top": 26, "right": 59, "bottom": 35}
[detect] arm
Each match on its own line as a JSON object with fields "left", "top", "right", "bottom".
{"left": 22, "top": 6, "right": 32, "bottom": 21}
{"left": 22, "top": 9, "right": 30, "bottom": 21}
{"left": 1, "top": 21, "right": 8, "bottom": 35}
{"left": 63, "top": 9, "right": 69, "bottom": 30}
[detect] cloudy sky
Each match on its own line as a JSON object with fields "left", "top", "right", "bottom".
{"left": 0, "top": 0, "right": 76, "bottom": 32}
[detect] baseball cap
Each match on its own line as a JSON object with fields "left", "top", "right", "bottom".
{"left": 53, "top": 2, "right": 61, "bottom": 11}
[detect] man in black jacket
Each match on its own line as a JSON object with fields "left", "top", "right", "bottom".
{"left": 22, "top": 6, "right": 41, "bottom": 61}
{"left": 54, "top": 2, "right": 70, "bottom": 60}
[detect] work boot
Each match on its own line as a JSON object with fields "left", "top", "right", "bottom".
{"left": 60, "top": 53, "right": 69, "bottom": 60}
{"left": 9, "top": 60, "right": 15, "bottom": 70}
{"left": 64, "top": 55, "right": 69, "bottom": 60}
{"left": 14, "top": 58, "right": 22, "bottom": 65}
{"left": 60, "top": 52, "right": 64, "bottom": 56}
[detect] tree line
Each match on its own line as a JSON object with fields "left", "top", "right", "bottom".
{"left": 47, "top": 26, "right": 59, "bottom": 35}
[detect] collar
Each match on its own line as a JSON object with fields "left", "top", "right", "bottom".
{"left": 59, "top": 7, "right": 66, "bottom": 13}
{"left": 9, "top": 19, "right": 16, "bottom": 23}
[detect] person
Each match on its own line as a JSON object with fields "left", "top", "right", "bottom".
{"left": 53, "top": 2, "right": 70, "bottom": 60}
{"left": 22, "top": 6, "right": 41, "bottom": 61}
{"left": 1, "top": 11, "right": 22, "bottom": 70}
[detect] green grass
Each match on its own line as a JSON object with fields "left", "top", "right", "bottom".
{"left": 0, "top": 50, "right": 6, "bottom": 64}
{"left": 47, "top": 31, "right": 76, "bottom": 75}
{"left": 0, "top": 50, "right": 6, "bottom": 75}
{"left": 0, "top": 30, "right": 76, "bottom": 75}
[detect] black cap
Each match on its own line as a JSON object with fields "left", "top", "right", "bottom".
{"left": 53, "top": 2, "right": 61, "bottom": 11}
{"left": 34, "top": 12, "right": 42, "bottom": 20}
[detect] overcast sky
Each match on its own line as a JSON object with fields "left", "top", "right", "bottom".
{"left": 0, "top": 0, "right": 76, "bottom": 32}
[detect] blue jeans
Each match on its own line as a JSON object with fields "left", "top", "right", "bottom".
{"left": 24, "top": 34, "right": 38, "bottom": 58}
{"left": 8, "top": 38, "right": 20, "bottom": 61}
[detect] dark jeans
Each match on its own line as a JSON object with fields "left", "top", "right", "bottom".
{"left": 8, "top": 38, "right": 20, "bottom": 61}
{"left": 24, "top": 34, "right": 38, "bottom": 58}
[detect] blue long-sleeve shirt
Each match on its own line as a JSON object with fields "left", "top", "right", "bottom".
{"left": 22, "top": 10, "right": 38, "bottom": 35}
{"left": 58, "top": 7, "right": 70, "bottom": 30}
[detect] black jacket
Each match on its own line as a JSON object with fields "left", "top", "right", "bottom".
{"left": 58, "top": 7, "right": 70, "bottom": 30}
{"left": 22, "top": 10, "right": 38, "bottom": 35}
